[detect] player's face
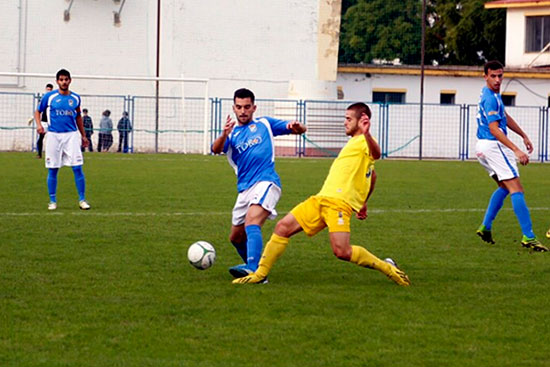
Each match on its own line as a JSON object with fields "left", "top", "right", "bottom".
{"left": 56, "top": 75, "right": 71, "bottom": 92}
{"left": 344, "top": 109, "right": 360, "bottom": 136}
{"left": 484, "top": 68, "right": 503, "bottom": 93}
{"left": 233, "top": 97, "right": 256, "bottom": 124}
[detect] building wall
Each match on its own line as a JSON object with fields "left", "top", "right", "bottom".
{"left": 506, "top": 7, "right": 550, "bottom": 68}
{"left": 337, "top": 72, "right": 550, "bottom": 106}
{"left": 0, "top": 0, "right": 335, "bottom": 99}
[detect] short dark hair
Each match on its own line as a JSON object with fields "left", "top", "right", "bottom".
{"left": 103, "top": 109, "right": 111, "bottom": 116}
{"left": 83, "top": 108, "right": 88, "bottom": 113}
{"left": 347, "top": 102, "right": 371, "bottom": 119}
{"left": 56, "top": 69, "right": 71, "bottom": 80}
{"left": 484, "top": 60, "right": 504, "bottom": 75}
{"left": 233, "top": 88, "right": 255, "bottom": 103}
{"left": 46, "top": 83, "right": 53, "bottom": 89}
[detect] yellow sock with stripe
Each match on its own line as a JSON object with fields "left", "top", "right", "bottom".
{"left": 255, "top": 233, "right": 289, "bottom": 278}
{"left": 350, "top": 245, "right": 391, "bottom": 274}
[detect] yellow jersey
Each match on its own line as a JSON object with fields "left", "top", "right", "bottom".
{"left": 317, "top": 134, "right": 375, "bottom": 211}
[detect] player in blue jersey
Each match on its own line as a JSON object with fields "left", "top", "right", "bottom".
{"left": 34, "top": 69, "right": 91, "bottom": 211}
{"left": 211, "top": 88, "right": 307, "bottom": 279}
{"left": 475, "top": 60, "right": 547, "bottom": 251}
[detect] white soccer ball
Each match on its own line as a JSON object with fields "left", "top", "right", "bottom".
{"left": 187, "top": 241, "right": 216, "bottom": 270}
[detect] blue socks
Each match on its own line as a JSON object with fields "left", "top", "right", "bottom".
{"left": 231, "top": 240, "right": 248, "bottom": 263}
{"left": 482, "top": 187, "right": 509, "bottom": 230}
{"left": 47, "top": 168, "right": 59, "bottom": 203}
{"left": 72, "top": 165, "right": 86, "bottom": 201}
{"left": 245, "top": 224, "right": 263, "bottom": 271}
{"left": 510, "top": 192, "right": 535, "bottom": 239}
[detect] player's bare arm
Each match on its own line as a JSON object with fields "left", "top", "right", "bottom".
{"left": 211, "top": 115, "right": 236, "bottom": 154}
{"left": 505, "top": 112, "right": 533, "bottom": 154}
{"left": 286, "top": 121, "right": 307, "bottom": 134}
{"left": 356, "top": 169, "right": 377, "bottom": 220}
{"left": 359, "top": 113, "right": 381, "bottom": 160}
{"left": 489, "top": 121, "right": 529, "bottom": 165}
{"left": 34, "top": 110, "right": 44, "bottom": 134}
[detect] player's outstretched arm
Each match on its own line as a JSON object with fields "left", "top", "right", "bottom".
{"left": 211, "top": 115, "right": 236, "bottom": 154}
{"left": 286, "top": 121, "right": 307, "bottom": 135}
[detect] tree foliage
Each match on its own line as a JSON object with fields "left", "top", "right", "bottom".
{"left": 339, "top": 0, "right": 506, "bottom": 66}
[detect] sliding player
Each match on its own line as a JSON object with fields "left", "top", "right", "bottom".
{"left": 234, "top": 102, "right": 410, "bottom": 286}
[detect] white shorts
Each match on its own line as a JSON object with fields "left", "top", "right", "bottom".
{"left": 45, "top": 131, "right": 84, "bottom": 168}
{"left": 231, "top": 181, "right": 282, "bottom": 226}
{"left": 475, "top": 139, "right": 519, "bottom": 181}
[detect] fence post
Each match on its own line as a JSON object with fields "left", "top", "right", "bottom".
{"left": 298, "top": 99, "right": 306, "bottom": 157}
{"left": 31, "top": 93, "right": 40, "bottom": 152}
{"left": 127, "top": 95, "right": 134, "bottom": 153}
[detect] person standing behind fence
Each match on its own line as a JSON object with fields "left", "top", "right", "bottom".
{"left": 34, "top": 83, "right": 54, "bottom": 158}
{"left": 475, "top": 60, "right": 547, "bottom": 252}
{"left": 97, "top": 109, "right": 113, "bottom": 152}
{"left": 81, "top": 108, "right": 94, "bottom": 152}
{"left": 211, "top": 88, "right": 307, "bottom": 280}
{"left": 34, "top": 69, "right": 90, "bottom": 211}
{"left": 117, "top": 111, "right": 132, "bottom": 153}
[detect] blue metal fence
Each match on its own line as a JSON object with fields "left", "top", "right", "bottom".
{"left": 1, "top": 90, "right": 548, "bottom": 161}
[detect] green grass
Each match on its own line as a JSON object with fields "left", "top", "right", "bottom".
{"left": 1, "top": 152, "right": 550, "bottom": 367}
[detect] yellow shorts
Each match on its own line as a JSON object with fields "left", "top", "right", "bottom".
{"left": 290, "top": 196, "right": 353, "bottom": 236}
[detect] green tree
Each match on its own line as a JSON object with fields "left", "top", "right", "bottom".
{"left": 339, "top": 0, "right": 506, "bottom": 66}
{"left": 339, "top": 0, "right": 422, "bottom": 64}
{"left": 426, "top": 0, "right": 505, "bottom": 65}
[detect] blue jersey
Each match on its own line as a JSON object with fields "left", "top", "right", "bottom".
{"left": 37, "top": 90, "right": 81, "bottom": 133}
{"left": 223, "top": 116, "right": 292, "bottom": 192}
{"left": 476, "top": 86, "right": 507, "bottom": 140}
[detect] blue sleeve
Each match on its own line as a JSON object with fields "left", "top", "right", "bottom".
{"left": 263, "top": 116, "right": 290, "bottom": 136}
{"left": 37, "top": 92, "right": 50, "bottom": 112}
{"left": 222, "top": 136, "right": 230, "bottom": 153}
{"left": 481, "top": 93, "right": 501, "bottom": 124}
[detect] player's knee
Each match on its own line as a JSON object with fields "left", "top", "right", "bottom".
{"left": 332, "top": 246, "right": 352, "bottom": 261}
{"left": 229, "top": 230, "right": 246, "bottom": 244}
{"left": 274, "top": 219, "right": 293, "bottom": 237}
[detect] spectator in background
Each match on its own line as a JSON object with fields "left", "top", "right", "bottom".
{"left": 34, "top": 83, "right": 54, "bottom": 158}
{"left": 81, "top": 108, "right": 94, "bottom": 152}
{"left": 117, "top": 111, "right": 132, "bottom": 153}
{"left": 97, "top": 109, "right": 113, "bottom": 152}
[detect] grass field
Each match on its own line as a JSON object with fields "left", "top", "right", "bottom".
{"left": 1, "top": 152, "right": 550, "bottom": 367}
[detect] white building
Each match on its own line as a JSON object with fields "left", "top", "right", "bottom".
{"left": 0, "top": 0, "right": 341, "bottom": 99}
{"left": 337, "top": 0, "right": 550, "bottom": 107}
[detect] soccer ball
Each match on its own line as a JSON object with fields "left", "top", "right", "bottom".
{"left": 187, "top": 241, "right": 216, "bottom": 270}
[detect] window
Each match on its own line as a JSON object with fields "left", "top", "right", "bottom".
{"left": 525, "top": 15, "right": 550, "bottom": 52}
{"left": 440, "top": 91, "right": 456, "bottom": 104}
{"left": 372, "top": 90, "right": 406, "bottom": 104}
{"left": 501, "top": 93, "right": 516, "bottom": 107}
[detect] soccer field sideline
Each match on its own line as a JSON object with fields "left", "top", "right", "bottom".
{"left": 2, "top": 206, "right": 550, "bottom": 217}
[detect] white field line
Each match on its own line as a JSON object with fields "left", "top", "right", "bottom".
{"left": 1, "top": 207, "right": 549, "bottom": 217}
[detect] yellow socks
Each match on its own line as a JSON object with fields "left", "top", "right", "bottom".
{"left": 350, "top": 245, "right": 390, "bottom": 273}
{"left": 255, "top": 233, "right": 289, "bottom": 278}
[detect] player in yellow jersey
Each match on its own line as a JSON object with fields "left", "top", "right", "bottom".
{"left": 233, "top": 102, "right": 410, "bottom": 286}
